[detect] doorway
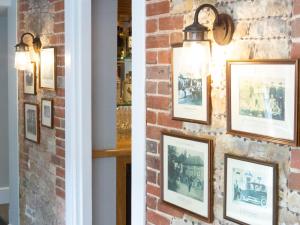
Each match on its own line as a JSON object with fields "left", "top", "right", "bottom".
{"left": 64, "top": 0, "right": 146, "bottom": 224}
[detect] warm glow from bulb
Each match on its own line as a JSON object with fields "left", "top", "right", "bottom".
{"left": 15, "top": 51, "right": 31, "bottom": 71}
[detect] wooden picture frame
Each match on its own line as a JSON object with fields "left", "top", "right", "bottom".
{"left": 161, "top": 131, "right": 214, "bottom": 223}
{"left": 172, "top": 43, "right": 211, "bottom": 124}
{"left": 24, "top": 103, "right": 40, "bottom": 143}
{"left": 224, "top": 154, "right": 278, "bottom": 225}
{"left": 40, "top": 47, "right": 56, "bottom": 90}
{"left": 41, "top": 98, "right": 54, "bottom": 128}
{"left": 23, "top": 62, "right": 36, "bottom": 95}
{"left": 227, "top": 59, "right": 300, "bottom": 146}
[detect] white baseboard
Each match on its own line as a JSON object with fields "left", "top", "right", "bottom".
{"left": 0, "top": 187, "right": 9, "bottom": 204}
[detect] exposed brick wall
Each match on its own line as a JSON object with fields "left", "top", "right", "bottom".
{"left": 146, "top": 0, "right": 300, "bottom": 224}
{"left": 18, "top": 0, "right": 65, "bottom": 224}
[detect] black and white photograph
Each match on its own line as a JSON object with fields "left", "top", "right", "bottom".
{"left": 24, "top": 103, "right": 39, "bottom": 143}
{"left": 224, "top": 154, "right": 278, "bottom": 225}
{"left": 41, "top": 99, "right": 53, "bottom": 128}
{"left": 227, "top": 60, "right": 300, "bottom": 146}
{"left": 40, "top": 47, "right": 56, "bottom": 90}
{"left": 161, "top": 132, "right": 213, "bottom": 222}
{"left": 24, "top": 62, "right": 36, "bottom": 95}
{"left": 172, "top": 44, "right": 211, "bottom": 124}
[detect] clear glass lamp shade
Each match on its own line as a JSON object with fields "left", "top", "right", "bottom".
{"left": 182, "top": 41, "right": 211, "bottom": 76}
{"left": 15, "top": 51, "right": 31, "bottom": 71}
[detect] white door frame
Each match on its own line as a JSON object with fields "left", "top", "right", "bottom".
{"left": 7, "top": 0, "right": 19, "bottom": 224}
{"left": 64, "top": 0, "right": 146, "bottom": 224}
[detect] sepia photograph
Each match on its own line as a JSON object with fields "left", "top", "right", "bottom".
{"left": 24, "top": 103, "right": 39, "bottom": 143}
{"left": 161, "top": 132, "right": 214, "bottom": 222}
{"left": 224, "top": 154, "right": 278, "bottom": 225}
{"left": 41, "top": 99, "right": 53, "bottom": 128}
{"left": 227, "top": 60, "right": 299, "bottom": 145}
{"left": 40, "top": 47, "right": 56, "bottom": 90}
{"left": 24, "top": 62, "right": 36, "bottom": 95}
{"left": 172, "top": 45, "right": 211, "bottom": 124}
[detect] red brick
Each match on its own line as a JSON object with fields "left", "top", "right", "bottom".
{"left": 147, "top": 184, "right": 161, "bottom": 197}
{"left": 158, "top": 81, "right": 170, "bottom": 95}
{"left": 54, "top": 23, "right": 64, "bottom": 33}
{"left": 147, "top": 195, "right": 157, "bottom": 209}
{"left": 159, "top": 16, "right": 184, "bottom": 31}
{"left": 147, "top": 154, "right": 160, "bottom": 170}
{"left": 147, "top": 19, "right": 158, "bottom": 33}
{"left": 157, "top": 172, "right": 161, "bottom": 186}
{"left": 55, "top": 1, "right": 64, "bottom": 11}
{"left": 56, "top": 177, "right": 65, "bottom": 189}
{"left": 292, "top": 19, "right": 300, "bottom": 38}
{"left": 57, "top": 88, "right": 65, "bottom": 97}
{"left": 56, "top": 139, "right": 65, "bottom": 148}
{"left": 146, "top": 51, "right": 157, "bottom": 64}
{"left": 157, "top": 201, "right": 184, "bottom": 218}
{"left": 147, "top": 96, "right": 169, "bottom": 110}
{"left": 146, "top": 35, "right": 169, "bottom": 49}
{"left": 147, "top": 125, "right": 161, "bottom": 140}
{"left": 56, "top": 129, "right": 65, "bottom": 139}
{"left": 157, "top": 112, "right": 182, "bottom": 129}
{"left": 146, "top": 81, "right": 157, "bottom": 94}
{"left": 56, "top": 167, "right": 65, "bottom": 178}
{"left": 147, "top": 169, "right": 157, "bottom": 184}
{"left": 56, "top": 147, "right": 65, "bottom": 158}
{"left": 294, "top": 1, "right": 300, "bottom": 14}
{"left": 49, "top": 34, "right": 65, "bottom": 45}
{"left": 170, "top": 32, "right": 183, "bottom": 45}
{"left": 57, "top": 67, "right": 65, "bottom": 76}
{"left": 54, "top": 98, "right": 65, "bottom": 107}
{"left": 288, "top": 173, "right": 300, "bottom": 190}
{"left": 55, "top": 12, "right": 64, "bottom": 23}
{"left": 51, "top": 155, "right": 65, "bottom": 168}
{"left": 291, "top": 43, "right": 300, "bottom": 58}
{"left": 54, "top": 107, "right": 65, "bottom": 118}
{"left": 146, "top": 1, "right": 170, "bottom": 16}
{"left": 56, "top": 56, "right": 65, "bottom": 66}
{"left": 147, "top": 210, "right": 170, "bottom": 225}
{"left": 158, "top": 50, "right": 171, "bottom": 64}
{"left": 147, "top": 66, "right": 170, "bottom": 80}
{"left": 147, "top": 110, "right": 157, "bottom": 124}
{"left": 291, "top": 149, "right": 300, "bottom": 169}
{"left": 56, "top": 188, "right": 65, "bottom": 199}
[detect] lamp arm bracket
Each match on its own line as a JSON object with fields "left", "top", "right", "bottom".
{"left": 20, "top": 32, "right": 35, "bottom": 42}
{"left": 193, "top": 4, "right": 220, "bottom": 25}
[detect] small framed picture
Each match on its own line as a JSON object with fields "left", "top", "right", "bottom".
{"left": 161, "top": 132, "right": 214, "bottom": 222}
{"left": 227, "top": 60, "right": 300, "bottom": 146}
{"left": 172, "top": 43, "right": 211, "bottom": 124}
{"left": 224, "top": 154, "right": 278, "bottom": 225}
{"left": 24, "top": 103, "right": 39, "bottom": 143}
{"left": 40, "top": 47, "right": 56, "bottom": 90}
{"left": 24, "top": 62, "right": 36, "bottom": 95}
{"left": 41, "top": 99, "right": 53, "bottom": 128}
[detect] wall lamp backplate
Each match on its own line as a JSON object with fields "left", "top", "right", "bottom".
{"left": 213, "top": 14, "right": 234, "bottom": 45}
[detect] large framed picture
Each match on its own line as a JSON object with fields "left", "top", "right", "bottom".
{"left": 24, "top": 103, "right": 40, "bottom": 143}
{"left": 227, "top": 60, "right": 300, "bottom": 146}
{"left": 41, "top": 99, "right": 53, "bottom": 128}
{"left": 40, "top": 47, "right": 56, "bottom": 90}
{"left": 172, "top": 43, "right": 211, "bottom": 124}
{"left": 161, "top": 132, "right": 214, "bottom": 222}
{"left": 24, "top": 62, "right": 36, "bottom": 95}
{"left": 224, "top": 154, "right": 278, "bottom": 225}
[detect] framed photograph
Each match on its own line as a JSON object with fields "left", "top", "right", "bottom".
{"left": 227, "top": 60, "right": 300, "bottom": 146}
{"left": 40, "top": 47, "right": 56, "bottom": 90}
{"left": 24, "top": 103, "right": 40, "bottom": 143}
{"left": 172, "top": 43, "right": 211, "bottom": 124}
{"left": 24, "top": 62, "right": 36, "bottom": 95}
{"left": 41, "top": 99, "right": 53, "bottom": 128}
{"left": 161, "top": 132, "right": 214, "bottom": 222}
{"left": 224, "top": 154, "right": 278, "bottom": 225}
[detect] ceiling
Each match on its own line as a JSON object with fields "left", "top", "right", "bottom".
{"left": 118, "top": 0, "right": 131, "bottom": 23}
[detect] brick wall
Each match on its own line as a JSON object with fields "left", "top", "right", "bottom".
{"left": 18, "top": 0, "right": 65, "bottom": 224}
{"left": 146, "top": 0, "right": 300, "bottom": 224}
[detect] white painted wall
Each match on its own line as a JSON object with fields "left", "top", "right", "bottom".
{"left": 0, "top": 10, "right": 9, "bottom": 190}
{"left": 92, "top": 0, "right": 117, "bottom": 224}
{"left": 7, "top": 0, "right": 19, "bottom": 223}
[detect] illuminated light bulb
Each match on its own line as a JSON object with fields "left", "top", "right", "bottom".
{"left": 14, "top": 51, "right": 31, "bottom": 71}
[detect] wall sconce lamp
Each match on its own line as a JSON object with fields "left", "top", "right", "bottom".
{"left": 183, "top": 4, "right": 234, "bottom": 45}
{"left": 15, "top": 32, "right": 42, "bottom": 70}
